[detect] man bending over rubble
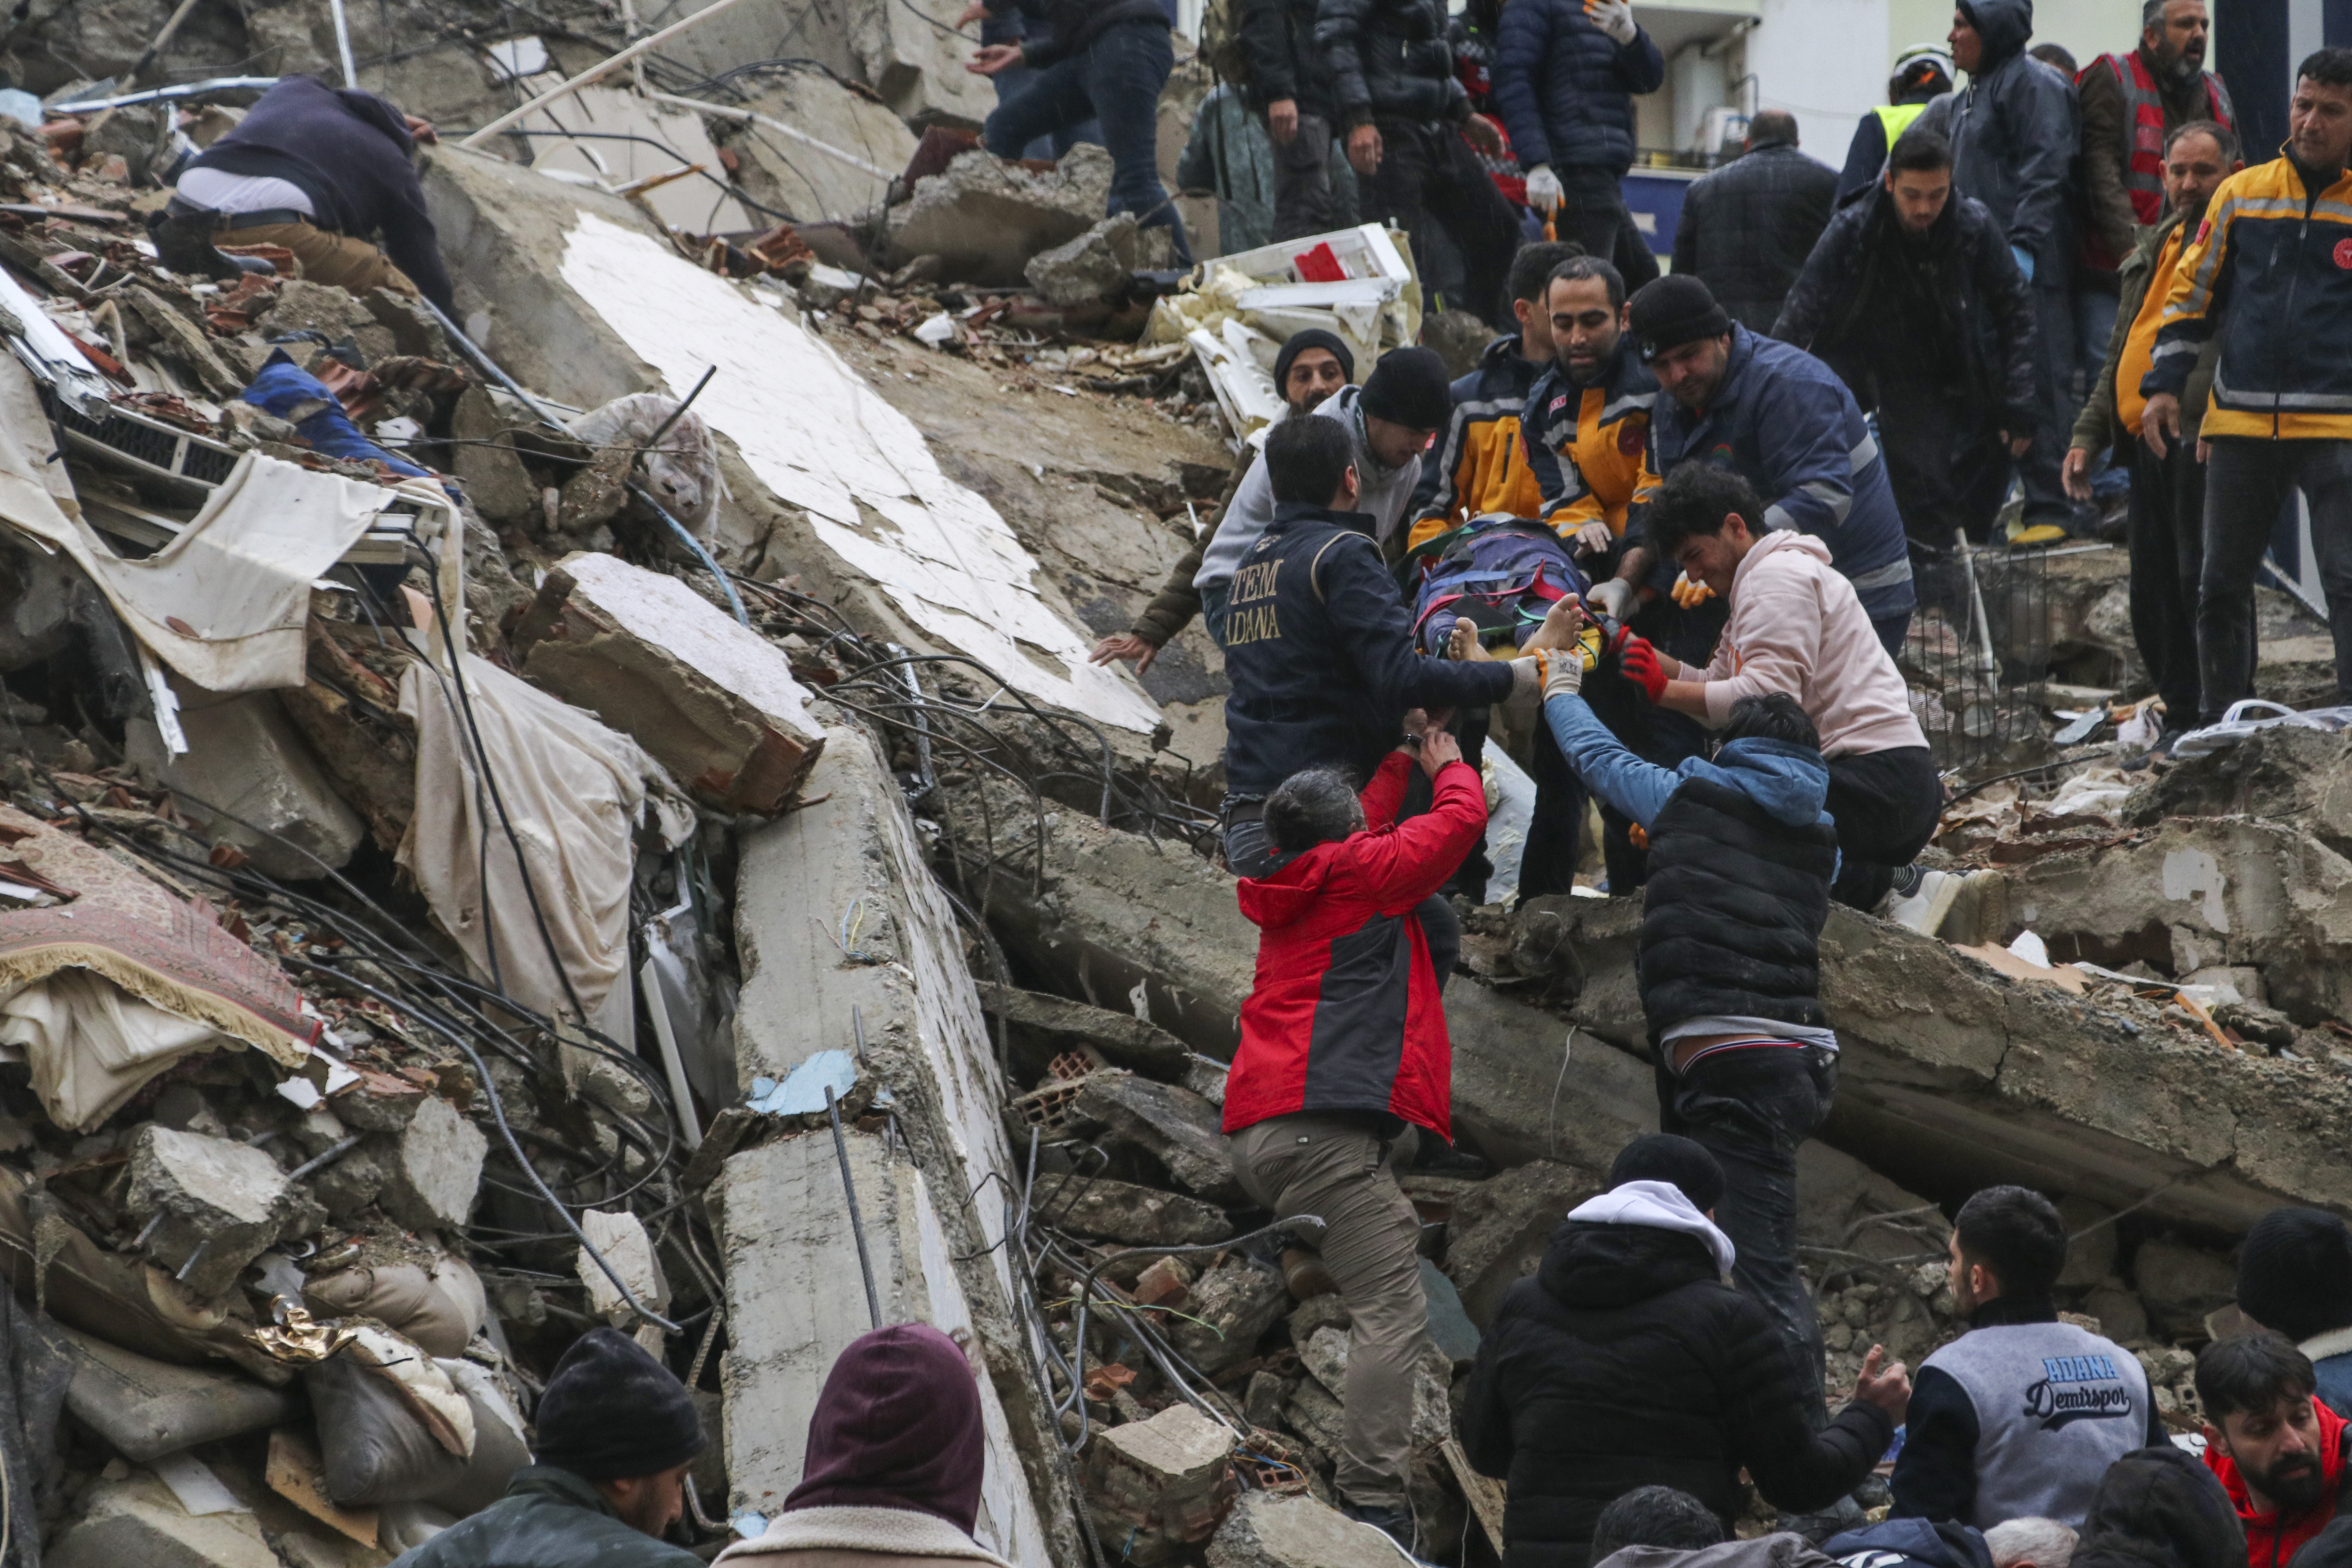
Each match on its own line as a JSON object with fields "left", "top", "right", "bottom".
{"left": 1221, "top": 716, "right": 1485, "bottom": 1547}
{"left": 1892, "top": 1186, "right": 2162, "bottom": 1528}
{"left": 389, "top": 1327, "right": 704, "bottom": 1568}
{"left": 151, "top": 75, "right": 454, "bottom": 312}
{"left": 1463, "top": 1135, "right": 1910, "bottom": 1566}
{"left": 1459, "top": 597, "right": 1841, "bottom": 1412}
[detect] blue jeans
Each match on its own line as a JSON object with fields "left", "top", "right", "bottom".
{"left": 989, "top": 63, "right": 1103, "bottom": 158}
{"left": 2074, "top": 286, "right": 2128, "bottom": 502}
{"left": 983, "top": 21, "right": 1191, "bottom": 263}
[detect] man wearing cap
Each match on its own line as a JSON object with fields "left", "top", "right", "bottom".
{"left": 1461, "top": 1134, "right": 1911, "bottom": 1565}
{"left": 1626, "top": 272, "right": 1916, "bottom": 650}
{"left": 2238, "top": 1208, "right": 2352, "bottom": 1418}
{"left": 391, "top": 1327, "right": 706, "bottom": 1568}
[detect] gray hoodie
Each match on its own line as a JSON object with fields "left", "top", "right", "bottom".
{"left": 1192, "top": 385, "right": 1423, "bottom": 596}
{"left": 1921, "top": 0, "right": 2079, "bottom": 281}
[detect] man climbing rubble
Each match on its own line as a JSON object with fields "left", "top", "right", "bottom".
{"left": 390, "top": 1327, "right": 706, "bottom": 1568}
{"left": 1221, "top": 711, "right": 1486, "bottom": 1546}
{"left": 2198, "top": 1333, "right": 2352, "bottom": 1568}
{"left": 1457, "top": 595, "right": 1843, "bottom": 1413}
{"left": 1892, "top": 1186, "right": 2162, "bottom": 1528}
{"left": 1462, "top": 1135, "right": 1911, "bottom": 1565}
{"left": 150, "top": 74, "right": 455, "bottom": 312}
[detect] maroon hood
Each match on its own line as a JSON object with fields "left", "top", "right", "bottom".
{"left": 782, "top": 1323, "right": 985, "bottom": 1532}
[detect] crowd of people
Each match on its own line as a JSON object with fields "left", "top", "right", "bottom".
{"left": 1052, "top": 2, "right": 2352, "bottom": 1557}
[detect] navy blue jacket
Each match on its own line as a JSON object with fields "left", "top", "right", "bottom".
{"left": 1919, "top": 0, "right": 2079, "bottom": 280}
{"left": 1490, "top": 0, "right": 1663, "bottom": 175}
{"left": 1641, "top": 325, "right": 1915, "bottom": 622}
{"left": 1221, "top": 501, "right": 1513, "bottom": 797}
{"left": 185, "top": 75, "right": 453, "bottom": 312}
{"left": 1825, "top": 1517, "right": 1996, "bottom": 1568}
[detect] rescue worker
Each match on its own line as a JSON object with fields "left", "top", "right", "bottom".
{"left": 1838, "top": 45, "right": 1956, "bottom": 200}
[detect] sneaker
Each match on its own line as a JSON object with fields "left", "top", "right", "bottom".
{"left": 1884, "top": 866, "right": 1963, "bottom": 935}
{"left": 1340, "top": 1499, "right": 1417, "bottom": 1552}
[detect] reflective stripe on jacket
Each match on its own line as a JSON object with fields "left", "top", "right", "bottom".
{"left": 1406, "top": 334, "right": 1548, "bottom": 550}
{"left": 1519, "top": 343, "right": 1658, "bottom": 535}
{"left": 2147, "top": 155, "right": 2352, "bottom": 441}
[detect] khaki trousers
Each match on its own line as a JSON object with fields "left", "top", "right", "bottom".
{"left": 217, "top": 219, "right": 418, "bottom": 299}
{"left": 1227, "top": 1112, "right": 1430, "bottom": 1509}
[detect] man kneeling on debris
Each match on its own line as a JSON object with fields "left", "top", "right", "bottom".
{"left": 390, "top": 1328, "right": 704, "bottom": 1568}
{"left": 2197, "top": 1333, "right": 2352, "bottom": 1568}
{"left": 1457, "top": 597, "right": 1842, "bottom": 1412}
{"left": 1461, "top": 1136, "right": 1911, "bottom": 1566}
{"left": 151, "top": 74, "right": 454, "bottom": 312}
{"left": 1221, "top": 719, "right": 1486, "bottom": 1546}
{"left": 1892, "top": 1186, "right": 2161, "bottom": 1527}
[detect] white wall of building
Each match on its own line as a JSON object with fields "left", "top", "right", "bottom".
{"left": 1742, "top": 0, "right": 1888, "bottom": 160}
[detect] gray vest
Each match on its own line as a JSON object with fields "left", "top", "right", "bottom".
{"left": 1919, "top": 1319, "right": 2152, "bottom": 1528}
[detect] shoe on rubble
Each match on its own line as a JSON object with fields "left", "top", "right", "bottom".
{"left": 1938, "top": 868, "right": 2008, "bottom": 946}
{"left": 1882, "top": 865, "right": 1962, "bottom": 935}
{"left": 1340, "top": 1498, "right": 1417, "bottom": 1552}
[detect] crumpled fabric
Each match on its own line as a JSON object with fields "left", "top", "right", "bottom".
{"left": 566, "top": 391, "right": 722, "bottom": 539}
{"left": 396, "top": 655, "right": 692, "bottom": 1052}
{"left": 241, "top": 350, "right": 430, "bottom": 477}
{"left": 0, "top": 968, "right": 233, "bottom": 1131}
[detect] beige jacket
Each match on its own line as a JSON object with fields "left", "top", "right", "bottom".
{"left": 1698, "top": 528, "right": 1927, "bottom": 758}
{"left": 712, "top": 1506, "right": 1016, "bottom": 1568}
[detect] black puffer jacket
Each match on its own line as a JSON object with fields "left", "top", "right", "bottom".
{"left": 1670, "top": 140, "right": 1840, "bottom": 332}
{"left": 1314, "top": 0, "right": 1467, "bottom": 130}
{"left": 1239, "top": 0, "right": 1336, "bottom": 119}
{"left": 1460, "top": 1221, "right": 1895, "bottom": 1568}
{"left": 1489, "top": 0, "right": 1662, "bottom": 174}
{"left": 1918, "top": 0, "right": 2078, "bottom": 277}
{"left": 2070, "top": 1446, "right": 2247, "bottom": 1568}
{"left": 1773, "top": 183, "right": 2038, "bottom": 437}
{"left": 387, "top": 1467, "right": 704, "bottom": 1568}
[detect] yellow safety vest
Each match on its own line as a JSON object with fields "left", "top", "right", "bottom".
{"left": 1872, "top": 102, "right": 1928, "bottom": 142}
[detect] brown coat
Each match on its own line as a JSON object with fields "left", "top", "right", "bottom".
{"left": 712, "top": 1506, "right": 1014, "bottom": 1568}
{"left": 2077, "top": 47, "right": 2229, "bottom": 271}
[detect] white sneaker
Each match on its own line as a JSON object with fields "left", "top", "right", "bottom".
{"left": 1884, "top": 867, "right": 1962, "bottom": 936}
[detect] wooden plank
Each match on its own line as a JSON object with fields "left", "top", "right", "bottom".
{"left": 1442, "top": 1437, "right": 1507, "bottom": 1552}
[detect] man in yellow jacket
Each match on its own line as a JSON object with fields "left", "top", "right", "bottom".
{"left": 2143, "top": 49, "right": 2352, "bottom": 724}
{"left": 2065, "top": 118, "right": 2241, "bottom": 747}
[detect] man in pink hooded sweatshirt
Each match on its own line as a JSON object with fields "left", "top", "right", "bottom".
{"left": 1608, "top": 461, "right": 1941, "bottom": 915}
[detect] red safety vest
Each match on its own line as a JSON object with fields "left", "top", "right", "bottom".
{"left": 2078, "top": 49, "right": 2233, "bottom": 271}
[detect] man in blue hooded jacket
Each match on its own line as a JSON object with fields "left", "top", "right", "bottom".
{"left": 1456, "top": 590, "right": 1842, "bottom": 1411}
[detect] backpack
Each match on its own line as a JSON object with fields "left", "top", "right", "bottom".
{"left": 1400, "top": 513, "right": 1590, "bottom": 656}
{"left": 1199, "top": 0, "right": 1255, "bottom": 88}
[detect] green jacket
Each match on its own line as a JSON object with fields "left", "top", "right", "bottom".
{"left": 2072, "top": 208, "right": 2220, "bottom": 455}
{"left": 1130, "top": 447, "right": 1255, "bottom": 646}
{"left": 387, "top": 1466, "right": 706, "bottom": 1568}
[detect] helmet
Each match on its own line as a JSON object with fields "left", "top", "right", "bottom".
{"left": 1891, "top": 44, "right": 1955, "bottom": 95}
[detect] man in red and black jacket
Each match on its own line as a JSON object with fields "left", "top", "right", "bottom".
{"left": 1223, "top": 721, "right": 1486, "bottom": 1547}
{"left": 2198, "top": 1333, "right": 2352, "bottom": 1568}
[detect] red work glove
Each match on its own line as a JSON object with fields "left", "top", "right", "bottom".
{"left": 1619, "top": 635, "right": 1670, "bottom": 704}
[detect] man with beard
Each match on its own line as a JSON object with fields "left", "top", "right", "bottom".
{"left": 2197, "top": 1333, "right": 2352, "bottom": 1568}
{"left": 2063, "top": 120, "right": 2240, "bottom": 749}
{"left": 2068, "top": 0, "right": 2232, "bottom": 531}
{"left": 1774, "top": 125, "right": 2039, "bottom": 550}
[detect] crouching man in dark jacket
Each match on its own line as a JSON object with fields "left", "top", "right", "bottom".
{"left": 390, "top": 1328, "right": 705, "bottom": 1568}
{"left": 1223, "top": 725, "right": 1486, "bottom": 1548}
{"left": 1463, "top": 1136, "right": 1910, "bottom": 1567}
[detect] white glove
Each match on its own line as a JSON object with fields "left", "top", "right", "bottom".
{"left": 1586, "top": 577, "right": 1635, "bottom": 622}
{"left": 1542, "top": 648, "right": 1584, "bottom": 700}
{"left": 1586, "top": 0, "right": 1638, "bottom": 45}
{"left": 1524, "top": 164, "right": 1564, "bottom": 213}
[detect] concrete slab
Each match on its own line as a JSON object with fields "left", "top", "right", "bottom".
{"left": 716, "top": 1129, "right": 1047, "bottom": 1563}
{"left": 729, "top": 72, "right": 917, "bottom": 223}
{"left": 127, "top": 693, "right": 366, "bottom": 882}
{"left": 521, "top": 85, "right": 750, "bottom": 234}
{"left": 886, "top": 147, "right": 1114, "bottom": 284}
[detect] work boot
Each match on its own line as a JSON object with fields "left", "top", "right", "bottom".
{"left": 146, "top": 210, "right": 248, "bottom": 283}
{"left": 1340, "top": 1497, "right": 1417, "bottom": 1552}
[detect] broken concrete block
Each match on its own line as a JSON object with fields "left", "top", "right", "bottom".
{"left": 375, "top": 1094, "right": 486, "bottom": 1234}
{"left": 842, "top": 0, "right": 1000, "bottom": 128}
{"left": 515, "top": 553, "right": 824, "bottom": 815}
{"left": 1295, "top": 1327, "right": 1453, "bottom": 1448}
{"left": 63, "top": 1328, "right": 295, "bottom": 1462}
{"left": 2056, "top": 1194, "right": 2119, "bottom": 1289}
{"left": 577, "top": 1207, "right": 668, "bottom": 1326}
{"left": 256, "top": 279, "right": 398, "bottom": 364}
{"left": 886, "top": 146, "right": 1114, "bottom": 287}
{"left": 2133, "top": 1235, "right": 2238, "bottom": 1339}
{"left": 729, "top": 74, "right": 915, "bottom": 225}
{"left": 125, "top": 1125, "right": 294, "bottom": 1298}
{"left": 128, "top": 287, "right": 243, "bottom": 398}
{"left": 1281, "top": 1376, "right": 1344, "bottom": 1459}
{"left": 2084, "top": 1281, "right": 2151, "bottom": 1342}
{"left": 1084, "top": 1402, "right": 1236, "bottom": 1563}
{"left": 1288, "top": 1294, "right": 1348, "bottom": 1343}
{"left": 1208, "top": 1489, "right": 1378, "bottom": 1568}
{"left": 1443, "top": 1158, "right": 1603, "bottom": 1328}
{"left": 1073, "top": 1072, "right": 1243, "bottom": 1204}
{"left": 2123, "top": 724, "right": 2352, "bottom": 856}
{"left": 1025, "top": 214, "right": 1139, "bottom": 308}
{"left": 1165, "top": 1255, "right": 1287, "bottom": 1376}
{"left": 449, "top": 387, "right": 538, "bottom": 526}
{"left": 128, "top": 693, "right": 366, "bottom": 882}
{"left": 1242, "top": 1370, "right": 1291, "bottom": 1432}
{"left": 1031, "top": 1175, "right": 1233, "bottom": 1247}
{"left": 49, "top": 1473, "right": 279, "bottom": 1568}
{"left": 974, "top": 983, "right": 1191, "bottom": 1079}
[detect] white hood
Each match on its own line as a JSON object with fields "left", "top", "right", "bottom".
{"left": 1566, "top": 1179, "right": 1738, "bottom": 1275}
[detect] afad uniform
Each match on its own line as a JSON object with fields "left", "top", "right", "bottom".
{"left": 1518, "top": 341, "right": 1660, "bottom": 538}
{"left": 1404, "top": 335, "right": 1549, "bottom": 552}
{"left": 2146, "top": 154, "right": 2352, "bottom": 439}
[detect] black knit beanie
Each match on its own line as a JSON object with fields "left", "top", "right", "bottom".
{"left": 1271, "top": 329, "right": 1356, "bottom": 407}
{"left": 2239, "top": 1207, "right": 2352, "bottom": 1343}
{"left": 533, "top": 1327, "right": 707, "bottom": 1481}
{"left": 1358, "top": 347, "right": 1453, "bottom": 432}
{"left": 1627, "top": 274, "right": 1733, "bottom": 363}
{"left": 1608, "top": 1134, "right": 1726, "bottom": 1213}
